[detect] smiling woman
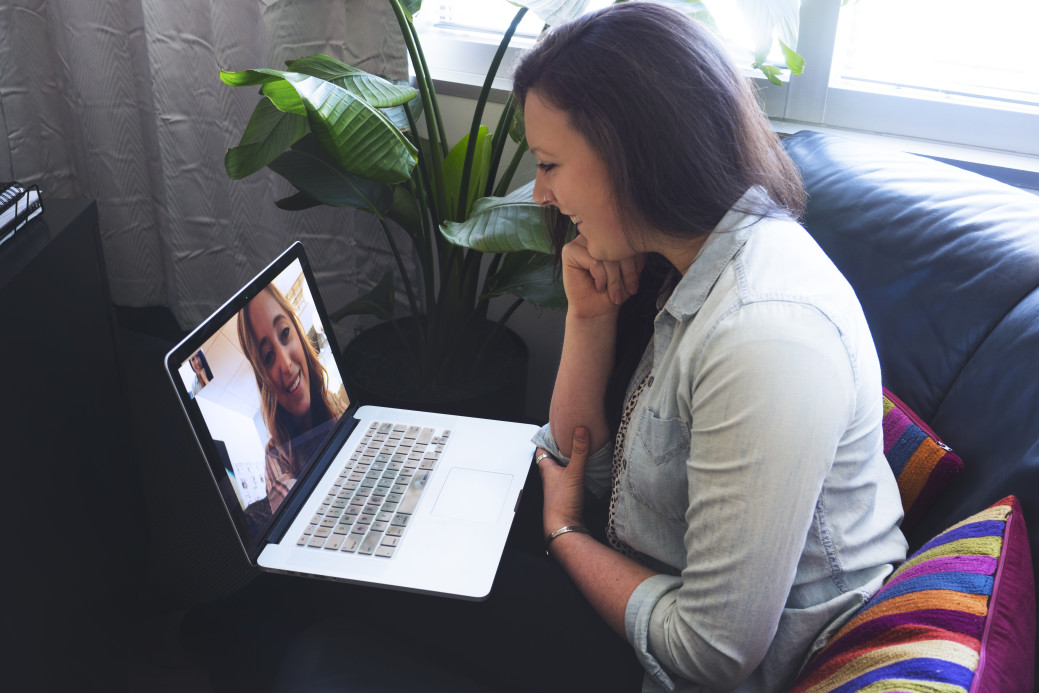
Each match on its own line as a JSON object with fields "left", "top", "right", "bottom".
{"left": 237, "top": 282, "right": 347, "bottom": 512}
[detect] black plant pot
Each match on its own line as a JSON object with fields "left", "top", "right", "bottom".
{"left": 343, "top": 317, "right": 529, "bottom": 422}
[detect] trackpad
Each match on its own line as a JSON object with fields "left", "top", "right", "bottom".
{"left": 432, "top": 468, "right": 512, "bottom": 523}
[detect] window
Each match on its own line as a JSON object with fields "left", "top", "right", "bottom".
{"left": 415, "top": 0, "right": 1039, "bottom": 161}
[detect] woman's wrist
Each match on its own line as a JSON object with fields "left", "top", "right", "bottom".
{"left": 544, "top": 514, "right": 585, "bottom": 541}
{"left": 565, "top": 309, "right": 619, "bottom": 332}
{"left": 544, "top": 525, "right": 591, "bottom": 551}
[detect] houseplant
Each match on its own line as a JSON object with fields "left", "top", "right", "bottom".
{"left": 219, "top": 0, "right": 803, "bottom": 415}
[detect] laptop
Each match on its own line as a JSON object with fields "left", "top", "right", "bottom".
{"left": 165, "top": 242, "right": 538, "bottom": 601}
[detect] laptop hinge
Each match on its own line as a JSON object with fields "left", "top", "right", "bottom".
{"left": 264, "top": 415, "right": 361, "bottom": 545}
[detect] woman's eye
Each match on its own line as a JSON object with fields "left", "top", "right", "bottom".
{"left": 279, "top": 326, "right": 292, "bottom": 344}
{"left": 537, "top": 162, "right": 555, "bottom": 172}
{"left": 261, "top": 348, "right": 274, "bottom": 368}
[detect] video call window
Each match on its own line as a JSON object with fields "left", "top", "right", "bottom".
{"left": 178, "top": 260, "right": 349, "bottom": 536}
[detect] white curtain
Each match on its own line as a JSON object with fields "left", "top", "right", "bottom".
{"left": 0, "top": 0, "right": 410, "bottom": 339}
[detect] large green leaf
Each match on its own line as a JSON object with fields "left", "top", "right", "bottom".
{"left": 283, "top": 54, "right": 417, "bottom": 108}
{"left": 330, "top": 270, "right": 396, "bottom": 321}
{"left": 443, "top": 126, "right": 491, "bottom": 222}
{"left": 484, "top": 250, "right": 565, "bottom": 309}
{"left": 222, "top": 69, "right": 417, "bottom": 183}
{"left": 267, "top": 148, "right": 394, "bottom": 213}
{"left": 224, "top": 97, "right": 309, "bottom": 179}
{"left": 440, "top": 181, "right": 554, "bottom": 254}
{"left": 221, "top": 68, "right": 308, "bottom": 114}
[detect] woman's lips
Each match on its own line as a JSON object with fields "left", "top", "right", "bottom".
{"left": 286, "top": 370, "right": 301, "bottom": 394}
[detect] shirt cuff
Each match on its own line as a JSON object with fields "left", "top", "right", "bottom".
{"left": 531, "top": 423, "right": 614, "bottom": 496}
{"left": 625, "top": 573, "right": 683, "bottom": 691}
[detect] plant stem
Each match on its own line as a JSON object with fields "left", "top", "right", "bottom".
{"left": 390, "top": 0, "right": 448, "bottom": 158}
{"left": 404, "top": 106, "right": 438, "bottom": 319}
{"left": 493, "top": 140, "right": 529, "bottom": 197}
{"left": 390, "top": 0, "right": 448, "bottom": 215}
{"left": 378, "top": 216, "right": 420, "bottom": 322}
{"left": 474, "top": 252, "right": 504, "bottom": 322}
{"left": 469, "top": 297, "right": 524, "bottom": 378}
{"left": 457, "top": 6, "right": 527, "bottom": 220}
{"left": 486, "top": 93, "right": 515, "bottom": 197}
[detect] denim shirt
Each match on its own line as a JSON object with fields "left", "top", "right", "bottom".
{"left": 533, "top": 188, "right": 907, "bottom": 692}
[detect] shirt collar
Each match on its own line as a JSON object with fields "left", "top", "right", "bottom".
{"left": 661, "top": 186, "right": 774, "bottom": 321}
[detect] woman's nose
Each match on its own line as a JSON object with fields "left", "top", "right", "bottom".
{"left": 532, "top": 178, "right": 553, "bottom": 207}
{"left": 276, "top": 345, "right": 292, "bottom": 375}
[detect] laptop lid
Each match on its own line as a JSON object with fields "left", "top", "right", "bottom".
{"left": 166, "top": 242, "right": 357, "bottom": 560}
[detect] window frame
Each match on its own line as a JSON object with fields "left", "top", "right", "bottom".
{"left": 415, "top": 0, "right": 1039, "bottom": 176}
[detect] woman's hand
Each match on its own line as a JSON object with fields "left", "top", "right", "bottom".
{"left": 562, "top": 235, "right": 645, "bottom": 320}
{"left": 537, "top": 426, "right": 592, "bottom": 536}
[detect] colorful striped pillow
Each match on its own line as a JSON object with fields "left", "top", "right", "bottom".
{"left": 789, "top": 495, "right": 1036, "bottom": 693}
{"left": 882, "top": 388, "right": 963, "bottom": 532}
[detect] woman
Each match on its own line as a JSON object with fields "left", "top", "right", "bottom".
{"left": 237, "top": 282, "right": 345, "bottom": 513}
{"left": 518, "top": 4, "right": 907, "bottom": 691}
{"left": 188, "top": 6, "right": 906, "bottom": 691}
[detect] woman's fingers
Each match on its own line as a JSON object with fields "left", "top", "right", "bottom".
{"left": 538, "top": 427, "right": 591, "bottom": 532}
{"left": 566, "top": 239, "right": 646, "bottom": 304}
{"left": 569, "top": 426, "right": 589, "bottom": 470}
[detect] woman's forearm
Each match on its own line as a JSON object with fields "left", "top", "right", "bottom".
{"left": 547, "top": 521, "right": 657, "bottom": 637}
{"left": 548, "top": 312, "right": 618, "bottom": 457}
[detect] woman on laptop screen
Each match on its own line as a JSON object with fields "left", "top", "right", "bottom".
{"left": 238, "top": 281, "right": 346, "bottom": 513}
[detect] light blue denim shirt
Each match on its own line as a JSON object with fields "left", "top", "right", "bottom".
{"left": 534, "top": 187, "right": 907, "bottom": 692}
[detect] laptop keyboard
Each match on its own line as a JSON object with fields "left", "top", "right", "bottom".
{"left": 296, "top": 421, "right": 449, "bottom": 558}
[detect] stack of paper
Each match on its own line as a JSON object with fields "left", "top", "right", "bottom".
{"left": 1, "top": 181, "right": 44, "bottom": 245}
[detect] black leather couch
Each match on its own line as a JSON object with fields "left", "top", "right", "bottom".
{"left": 782, "top": 130, "right": 1039, "bottom": 567}
{"left": 783, "top": 131, "right": 1039, "bottom": 686}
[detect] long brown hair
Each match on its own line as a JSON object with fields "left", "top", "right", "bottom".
{"left": 513, "top": 3, "right": 806, "bottom": 429}
{"left": 237, "top": 283, "right": 344, "bottom": 454}
{"left": 513, "top": 2, "right": 805, "bottom": 250}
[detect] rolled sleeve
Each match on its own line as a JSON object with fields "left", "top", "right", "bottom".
{"left": 531, "top": 423, "right": 614, "bottom": 497}
{"left": 626, "top": 574, "right": 684, "bottom": 691}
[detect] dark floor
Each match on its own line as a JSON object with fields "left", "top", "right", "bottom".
{"left": 118, "top": 305, "right": 220, "bottom": 693}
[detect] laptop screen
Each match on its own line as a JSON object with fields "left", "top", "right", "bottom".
{"left": 169, "top": 248, "right": 351, "bottom": 553}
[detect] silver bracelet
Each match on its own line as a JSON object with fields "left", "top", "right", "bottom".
{"left": 544, "top": 525, "right": 591, "bottom": 550}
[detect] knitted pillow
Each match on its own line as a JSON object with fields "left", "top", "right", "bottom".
{"left": 789, "top": 495, "right": 1036, "bottom": 693}
{"left": 882, "top": 388, "right": 963, "bottom": 532}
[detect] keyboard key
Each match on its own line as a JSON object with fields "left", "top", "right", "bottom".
{"left": 375, "top": 545, "right": 396, "bottom": 558}
{"left": 397, "top": 471, "right": 430, "bottom": 514}
{"left": 359, "top": 532, "right": 383, "bottom": 555}
{"left": 341, "top": 535, "right": 362, "bottom": 552}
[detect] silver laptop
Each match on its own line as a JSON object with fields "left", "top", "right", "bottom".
{"left": 165, "top": 242, "right": 537, "bottom": 601}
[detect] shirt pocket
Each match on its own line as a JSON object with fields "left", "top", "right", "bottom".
{"left": 624, "top": 409, "right": 691, "bottom": 521}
